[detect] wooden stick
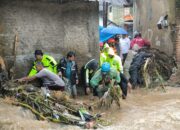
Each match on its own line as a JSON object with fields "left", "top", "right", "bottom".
{"left": 13, "top": 102, "right": 46, "bottom": 120}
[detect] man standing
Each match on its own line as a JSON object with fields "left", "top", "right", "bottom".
{"left": 120, "top": 34, "right": 131, "bottom": 65}
{"left": 29, "top": 50, "right": 57, "bottom": 76}
{"left": 57, "top": 51, "right": 78, "bottom": 98}
{"left": 130, "top": 32, "right": 150, "bottom": 50}
{"left": 18, "top": 62, "right": 65, "bottom": 90}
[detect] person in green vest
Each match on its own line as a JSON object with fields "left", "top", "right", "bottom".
{"left": 105, "top": 48, "right": 131, "bottom": 99}
{"left": 28, "top": 50, "right": 57, "bottom": 76}
{"left": 90, "top": 62, "right": 120, "bottom": 98}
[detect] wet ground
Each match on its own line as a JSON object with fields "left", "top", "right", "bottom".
{"left": 0, "top": 86, "right": 180, "bottom": 130}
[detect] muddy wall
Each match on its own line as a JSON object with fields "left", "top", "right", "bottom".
{"left": 0, "top": 0, "right": 99, "bottom": 78}
{"left": 133, "top": 0, "right": 176, "bottom": 56}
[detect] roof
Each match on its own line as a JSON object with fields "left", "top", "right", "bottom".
{"left": 124, "top": 14, "right": 133, "bottom": 21}
{"left": 99, "top": 0, "right": 131, "bottom": 7}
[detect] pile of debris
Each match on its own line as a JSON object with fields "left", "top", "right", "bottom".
{"left": 129, "top": 48, "right": 177, "bottom": 89}
{"left": 0, "top": 81, "right": 109, "bottom": 129}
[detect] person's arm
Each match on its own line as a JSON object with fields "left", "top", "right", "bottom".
{"left": 116, "top": 56, "right": 123, "bottom": 73}
{"left": 47, "top": 56, "right": 58, "bottom": 73}
{"left": 18, "top": 76, "right": 36, "bottom": 82}
{"left": 130, "top": 39, "right": 135, "bottom": 49}
{"left": 114, "top": 71, "right": 121, "bottom": 84}
{"left": 49, "top": 56, "right": 57, "bottom": 66}
{"left": 57, "top": 59, "right": 63, "bottom": 76}
{"left": 127, "top": 38, "right": 131, "bottom": 50}
{"left": 143, "top": 39, "right": 151, "bottom": 47}
{"left": 28, "top": 62, "right": 37, "bottom": 76}
{"left": 75, "top": 63, "right": 79, "bottom": 84}
{"left": 85, "top": 69, "right": 90, "bottom": 86}
{"left": 100, "top": 53, "right": 105, "bottom": 66}
{"left": 57, "top": 62, "right": 61, "bottom": 73}
{"left": 90, "top": 70, "right": 102, "bottom": 88}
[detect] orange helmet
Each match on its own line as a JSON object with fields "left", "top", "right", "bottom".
{"left": 108, "top": 38, "right": 115, "bottom": 43}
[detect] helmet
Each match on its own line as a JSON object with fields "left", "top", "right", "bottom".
{"left": 108, "top": 38, "right": 115, "bottom": 43}
{"left": 101, "top": 62, "right": 110, "bottom": 72}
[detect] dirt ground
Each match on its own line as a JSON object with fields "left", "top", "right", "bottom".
{"left": 0, "top": 86, "right": 180, "bottom": 130}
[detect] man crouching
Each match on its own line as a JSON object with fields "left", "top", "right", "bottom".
{"left": 18, "top": 62, "right": 65, "bottom": 91}
{"left": 90, "top": 62, "right": 121, "bottom": 108}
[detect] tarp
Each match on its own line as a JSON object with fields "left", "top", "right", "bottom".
{"left": 99, "top": 26, "right": 115, "bottom": 42}
{"left": 101, "top": 26, "right": 128, "bottom": 35}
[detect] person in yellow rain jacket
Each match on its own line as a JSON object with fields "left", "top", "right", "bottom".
{"left": 28, "top": 50, "right": 57, "bottom": 76}
{"left": 100, "top": 43, "right": 109, "bottom": 66}
{"left": 104, "top": 48, "right": 130, "bottom": 99}
{"left": 106, "top": 48, "right": 123, "bottom": 73}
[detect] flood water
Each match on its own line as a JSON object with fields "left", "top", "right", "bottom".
{"left": 0, "top": 86, "right": 180, "bottom": 130}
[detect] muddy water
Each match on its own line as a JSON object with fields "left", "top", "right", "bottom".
{"left": 0, "top": 87, "right": 180, "bottom": 130}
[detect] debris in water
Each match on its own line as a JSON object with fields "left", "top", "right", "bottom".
{"left": 129, "top": 48, "right": 177, "bottom": 89}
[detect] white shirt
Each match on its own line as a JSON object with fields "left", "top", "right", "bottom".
{"left": 120, "top": 37, "right": 130, "bottom": 54}
{"left": 36, "top": 68, "right": 65, "bottom": 86}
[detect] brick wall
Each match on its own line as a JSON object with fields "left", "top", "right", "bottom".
{"left": 0, "top": 0, "right": 99, "bottom": 78}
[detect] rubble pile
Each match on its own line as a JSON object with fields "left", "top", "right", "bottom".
{"left": 0, "top": 81, "right": 109, "bottom": 129}
{"left": 129, "top": 48, "right": 177, "bottom": 88}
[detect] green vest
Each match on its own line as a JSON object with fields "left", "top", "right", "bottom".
{"left": 28, "top": 54, "right": 57, "bottom": 76}
{"left": 90, "top": 68, "right": 120, "bottom": 88}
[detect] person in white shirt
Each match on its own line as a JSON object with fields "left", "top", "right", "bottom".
{"left": 18, "top": 62, "right": 65, "bottom": 91}
{"left": 119, "top": 34, "right": 131, "bottom": 65}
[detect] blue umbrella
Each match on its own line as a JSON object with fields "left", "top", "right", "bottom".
{"left": 99, "top": 26, "right": 115, "bottom": 42}
{"left": 101, "top": 26, "right": 128, "bottom": 35}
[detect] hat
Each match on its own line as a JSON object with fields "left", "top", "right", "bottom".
{"left": 103, "top": 43, "right": 109, "bottom": 49}
{"left": 108, "top": 38, "right": 115, "bottom": 43}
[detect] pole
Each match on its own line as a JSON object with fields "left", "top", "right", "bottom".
{"left": 103, "top": 2, "right": 108, "bottom": 27}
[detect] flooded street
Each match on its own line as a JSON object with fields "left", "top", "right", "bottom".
{"left": 0, "top": 86, "right": 180, "bottom": 130}
{"left": 104, "top": 87, "right": 180, "bottom": 130}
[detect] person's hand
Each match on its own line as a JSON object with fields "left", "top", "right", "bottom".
{"left": 127, "top": 82, "right": 132, "bottom": 93}
{"left": 17, "top": 78, "right": 24, "bottom": 83}
{"left": 58, "top": 72, "right": 62, "bottom": 77}
{"left": 76, "top": 80, "right": 79, "bottom": 84}
{"left": 103, "top": 91, "right": 109, "bottom": 98}
{"left": 86, "top": 87, "right": 91, "bottom": 94}
{"left": 105, "top": 79, "right": 111, "bottom": 85}
{"left": 98, "top": 84, "right": 103, "bottom": 89}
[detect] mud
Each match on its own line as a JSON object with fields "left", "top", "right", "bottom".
{"left": 0, "top": 87, "right": 180, "bottom": 130}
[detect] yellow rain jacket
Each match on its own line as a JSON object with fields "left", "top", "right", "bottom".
{"left": 28, "top": 54, "right": 57, "bottom": 76}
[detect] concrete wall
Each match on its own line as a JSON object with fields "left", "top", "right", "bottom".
{"left": 0, "top": 0, "right": 99, "bottom": 78}
{"left": 134, "top": 0, "right": 176, "bottom": 56}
